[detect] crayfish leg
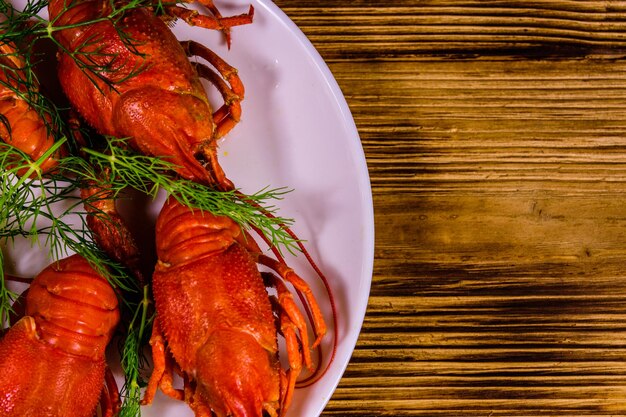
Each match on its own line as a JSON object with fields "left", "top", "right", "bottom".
{"left": 187, "top": 387, "right": 214, "bottom": 417}
{"left": 182, "top": 40, "right": 245, "bottom": 140}
{"left": 197, "top": 141, "right": 235, "bottom": 191}
{"left": 258, "top": 254, "right": 327, "bottom": 348}
{"left": 165, "top": 2, "right": 254, "bottom": 48}
{"left": 160, "top": 355, "right": 185, "bottom": 401}
{"left": 277, "top": 308, "right": 303, "bottom": 415}
{"left": 264, "top": 273, "right": 313, "bottom": 371}
{"left": 142, "top": 318, "right": 184, "bottom": 405}
{"left": 99, "top": 366, "right": 121, "bottom": 417}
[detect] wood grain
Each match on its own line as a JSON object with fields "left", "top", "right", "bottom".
{"left": 270, "top": 1, "right": 626, "bottom": 416}
{"left": 275, "top": 1, "right": 626, "bottom": 59}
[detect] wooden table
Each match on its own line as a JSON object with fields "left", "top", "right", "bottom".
{"left": 271, "top": 1, "right": 626, "bottom": 416}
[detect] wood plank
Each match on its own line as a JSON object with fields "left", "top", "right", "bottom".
{"left": 329, "top": 59, "right": 626, "bottom": 192}
{"left": 275, "top": 1, "right": 626, "bottom": 59}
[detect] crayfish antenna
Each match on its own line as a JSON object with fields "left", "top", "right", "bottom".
{"left": 265, "top": 229, "right": 338, "bottom": 388}
{"left": 235, "top": 191, "right": 339, "bottom": 387}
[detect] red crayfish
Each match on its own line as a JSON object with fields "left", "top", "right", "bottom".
{"left": 49, "top": 0, "right": 251, "bottom": 190}
{"left": 143, "top": 197, "right": 326, "bottom": 417}
{"left": 0, "top": 254, "right": 121, "bottom": 417}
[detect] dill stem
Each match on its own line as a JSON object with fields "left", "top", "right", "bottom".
{"left": 44, "top": 17, "right": 112, "bottom": 35}
{"left": 82, "top": 148, "right": 113, "bottom": 163}
{"left": 137, "top": 284, "right": 150, "bottom": 342}
{"left": 10, "top": 138, "right": 66, "bottom": 191}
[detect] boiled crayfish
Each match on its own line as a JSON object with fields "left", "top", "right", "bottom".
{"left": 49, "top": 0, "right": 251, "bottom": 190}
{"left": 0, "top": 254, "right": 121, "bottom": 417}
{"left": 142, "top": 197, "right": 326, "bottom": 417}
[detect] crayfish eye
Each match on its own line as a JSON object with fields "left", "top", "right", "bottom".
{"left": 194, "top": 150, "right": 207, "bottom": 164}
{"left": 195, "top": 152, "right": 218, "bottom": 179}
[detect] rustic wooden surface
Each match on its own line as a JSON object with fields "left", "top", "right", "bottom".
{"left": 270, "top": 1, "right": 626, "bottom": 416}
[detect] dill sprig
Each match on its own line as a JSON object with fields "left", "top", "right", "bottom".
{"left": 0, "top": 138, "right": 138, "bottom": 292}
{"left": 0, "top": 140, "right": 60, "bottom": 327}
{"left": 75, "top": 139, "right": 299, "bottom": 254}
{"left": 119, "top": 284, "right": 152, "bottom": 417}
{"left": 0, "top": 250, "right": 18, "bottom": 328}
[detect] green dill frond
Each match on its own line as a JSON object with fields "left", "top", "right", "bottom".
{"left": 0, "top": 250, "right": 19, "bottom": 328}
{"left": 80, "top": 140, "right": 300, "bottom": 253}
{"left": 0, "top": 0, "right": 46, "bottom": 42}
{"left": 119, "top": 284, "right": 152, "bottom": 417}
{"left": 0, "top": 139, "right": 138, "bottom": 293}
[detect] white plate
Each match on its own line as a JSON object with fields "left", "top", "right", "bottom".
{"left": 5, "top": 1, "right": 374, "bottom": 416}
